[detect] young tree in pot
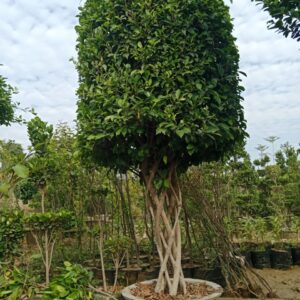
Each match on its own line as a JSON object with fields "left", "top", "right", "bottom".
{"left": 105, "top": 235, "right": 131, "bottom": 288}
{"left": 25, "top": 210, "right": 75, "bottom": 285}
{"left": 76, "top": 0, "right": 247, "bottom": 295}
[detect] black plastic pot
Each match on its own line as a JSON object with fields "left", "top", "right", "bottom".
{"left": 270, "top": 249, "right": 292, "bottom": 269}
{"left": 105, "top": 269, "right": 116, "bottom": 285}
{"left": 251, "top": 250, "right": 271, "bottom": 269}
{"left": 182, "top": 263, "right": 199, "bottom": 278}
{"left": 183, "top": 266, "right": 193, "bottom": 278}
{"left": 241, "top": 251, "right": 253, "bottom": 267}
{"left": 193, "top": 266, "right": 226, "bottom": 287}
{"left": 291, "top": 247, "right": 300, "bottom": 265}
{"left": 123, "top": 267, "right": 142, "bottom": 285}
{"left": 139, "top": 267, "right": 159, "bottom": 281}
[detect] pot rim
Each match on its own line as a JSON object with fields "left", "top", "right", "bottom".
{"left": 121, "top": 278, "right": 223, "bottom": 300}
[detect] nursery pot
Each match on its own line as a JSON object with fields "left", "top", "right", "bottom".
{"left": 122, "top": 278, "right": 223, "bottom": 300}
{"left": 123, "top": 267, "right": 142, "bottom": 285}
{"left": 138, "top": 267, "right": 159, "bottom": 281}
{"left": 241, "top": 251, "right": 253, "bottom": 267}
{"left": 105, "top": 269, "right": 116, "bottom": 285}
{"left": 182, "top": 263, "right": 199, "bottom": 278}
{"left": 291, "top": 247, "right": 300, "bottom": 265}
{"left": 192, "top": 266, "right": 225, "bottom": 288}
{"left": 251, "top": 250, "right": 271, "bottom": 269}
{"left": 270, "top": 249, "right": 292, "bottom": 269}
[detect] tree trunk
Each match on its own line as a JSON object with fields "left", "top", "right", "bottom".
{"left": 41, "top": 187, "right": 45, "bottom": 213}
{"left": 45, "top": 230, "right": 50, "bottom": 285}
{"left": 141, "top": 161, "right": 186, "bottom": 296}
{"left": 97, "top": 227, "right": 107, "bottom": 291}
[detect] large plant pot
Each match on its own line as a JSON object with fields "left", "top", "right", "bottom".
{"left": 122, "top": 278, "right": 223, "bottom": 300}
{"left": 251, "top": 250, "right": 271, "bottom": 269}
{"left": 241, "top": 251, "right": 253, "bottom": 267}
{"left": 291, "top": 247, "right": 300, "bottom": 265}
{"left": 123, "top": 267, "right": 142, "bottom": 285}
{"left": 270, "top": 249, "right": 292, "bottom": 269}
{"left": 182, "top": 263, "right": 199, "bottom": 278}
{"left": 193, "top": 266, "right": 225, "bottom": 287}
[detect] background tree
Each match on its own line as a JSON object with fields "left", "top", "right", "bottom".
{"left": 252, "top": 0, "right": 300, "bottom": 41}
{"left": 265, "top": 136, "right": 279, "bottom": 164}
{"left": 27, "top": 116, "right": 54, "bottom": 212}
{"left": 76, "top": 0, "right": 246, "bottom": 295}
{"left": 0, "top": 72, "right": 16, "bottom": 126}
{"left": 0, "top": 140, "right": 28, "bottom": 208}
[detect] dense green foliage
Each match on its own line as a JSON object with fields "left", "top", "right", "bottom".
{"left": 27, "top": 116, "right": 53, "bottom": 155}
{"left": 0, "top": 267, "right": 38, "bottom": 300}
{"left": 0, "top": 120, "right": 300, "bottom": 294}
{"left": 0, "top": 210, "right": 24, "bottom": 261}
{"left": 0, "top": 264, "right": 94, "bottom": 300}
{"left": 253, "top": 0, "right": 300, "bottom": 41}
{"left": 26, "top": 210, "right": 75, "bottom": 233}
{"left": 76, "top": 0, "right": 246, "bottom": 172}
{"left": 41, "top": 262, "right": 94, "bottom": 300}
{"left": 0, "top": 74, "right": 15, "bottom": 126}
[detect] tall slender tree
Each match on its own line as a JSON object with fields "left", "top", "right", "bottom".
{"left": 265, "top": 136, "right": 279, "bottom": 163}
{"left": 76, "top": 0, "right": 247, "bottom": 295}
{"left": 0, "top": 72, "right": 15, "bottom": 126}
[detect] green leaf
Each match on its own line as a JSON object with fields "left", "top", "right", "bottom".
{"left": 12, "top": 164, "right": 29, "bottom": 179}
{"left": 137, "top": 41, "right": 143, "bottom": 48}
{"left": 163, "top": 155, "right": 168, "bottom": 165}
{"left": 176, "top": 127, "right": 191, "bottom": 138}
{"left": 0, "top": 182, "right": 10, "bottom": 194}
{"left": 8, "top": 286, "right": 22, "bottom": 300}
{"left": 196, "top": 83, "right": 202, "bottom": 90}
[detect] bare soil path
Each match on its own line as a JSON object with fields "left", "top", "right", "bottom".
{"left": 218, "top": 266, "right": 300, "bottom": 300}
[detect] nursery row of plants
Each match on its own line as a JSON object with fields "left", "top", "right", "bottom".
{"left": 1, "top": 0, "right": 299, "bottom": 297}
{"left": 0, "top": 118, "right": 299, "bottom": 298}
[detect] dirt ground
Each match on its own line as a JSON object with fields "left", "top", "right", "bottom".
{"left": 255, "top": 266, "right": 300, "bottom": 300}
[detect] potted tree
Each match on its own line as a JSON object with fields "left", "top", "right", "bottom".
{"left": 75, "top": 0, "right": 247, "bottom": 297}
{"left": 26, "top": 210, "right": 75, "bottom": 285}
{"left": 251, "top": 217, "right": 273, "bottom": 268}
{"left": 269, "top": 215, "right": 292, "bottom": 269}
{"left": 291, "top": 216, "right": 300, "bottom": 265}
{"left": 105, "top": 235, "right": 131, "bottom": 288}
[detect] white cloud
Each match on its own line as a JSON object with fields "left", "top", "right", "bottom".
{"left": 226, "top": 0, "right": 300, "bottom": 156}
{"left": 0, "top": 0, "right": 80, "bottom": 148}
{"left": 0, "top": 0, "right": 299, "bottom": 157}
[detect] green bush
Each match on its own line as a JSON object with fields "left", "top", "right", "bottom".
{"left": 0, "top": 267, "right": 38, "bottom": 300}
{"left": 41, "top": 262, "right": 94, "bottom": 300}
{"left": 0, "top": 210, "right": 24, "bottom": 261}
{"left": 25, "top": 210, "right": 75, "bottom": 232}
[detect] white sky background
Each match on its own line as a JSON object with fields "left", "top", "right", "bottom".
{"left": 0, "top": 0, "right": 299, "bottom": 158}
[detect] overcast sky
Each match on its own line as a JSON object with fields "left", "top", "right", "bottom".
{"left": 0, "top": 0, "right": 299, "bottom": 157}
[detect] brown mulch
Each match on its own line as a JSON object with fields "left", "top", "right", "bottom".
{"left": 132, "top": 282, "right": 222, "bottom": 300}
{"left": 99, "top": 285, "right": 124, "bottom": 294}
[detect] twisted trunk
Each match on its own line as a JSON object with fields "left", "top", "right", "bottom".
{"left": 141, "top": 160, "right": 186, "bottom": 296}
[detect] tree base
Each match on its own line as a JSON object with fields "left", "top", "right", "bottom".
{"left": 122, "top": 278, "right": 223, "bottom": 300}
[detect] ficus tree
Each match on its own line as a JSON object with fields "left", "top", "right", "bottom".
{"left": 76, "top": 0, "right": 247, "bottom": 295}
